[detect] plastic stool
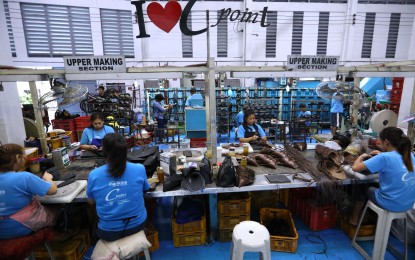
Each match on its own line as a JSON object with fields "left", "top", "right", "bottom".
{"left": 230, "top": 220, "right": 271, "bottom": 260}
{"left": 351, "top": 200, "right": 407, "bottom": 260}
{"left": 0, "top": 227, "right": 56, "bottom": 260}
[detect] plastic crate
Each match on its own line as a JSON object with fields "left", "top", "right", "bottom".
{"left": 173, "top": 232, "right": 206, "bottom": 247}
{"left": 338, "top": 214, "right": 376, "bottom": 239}
{"left": 190, "top": 137, "right": 207, "bottom": 148}
{"left": 306, "top": 201, "right": 337, "bottom": 231}
{"left": 47, "top": 137, "right": 62, "bottom": 150}
{"left": 218, "top": 214, "right": 250, "bottom": 229}
{"left": 260, "top": 208, "right": 298, "bottom": 253}
{"left": 75, "top": 116, "right": 91, "bottom": 130}
{"left": 34, "top": 237, "right": 87, "bottom": 260}
{"left": 73, "top": 229, "right": 91, "bottom": 248}
{"left": 142, "top": 221, "right": 159, "bottom": 254}
{"left": 76, "top": 130, "right": 84, "bottom": 143}
{"left": 172, "top": 214, "right": 206, "bottom": 234}
{"left": 65, "top": 131, "right": 77, "bottom": 143}
{"left": 251, "top": 190, "right": 289, "bottom": 211}
{"left": 218, "top": 228, "right": 233, "bottom": 242}
{"left": 218, "top": 192, "right": 251, "bottom": 216}
{"left": 51, "top": 119, "right": 76, "bottom": 132}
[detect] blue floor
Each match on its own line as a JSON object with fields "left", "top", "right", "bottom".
{"left": 83, "top": 196, "right": 415, "bottom": 260}
{"left": 149, "top": 197, "right": 414, "bottom": 260}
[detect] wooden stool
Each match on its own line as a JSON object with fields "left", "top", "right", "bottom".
{"left": 230, "top": 221, "right": 271, "bottom": 260}
{"left": 351, "top": 200, "right": 408, "bottom": 260}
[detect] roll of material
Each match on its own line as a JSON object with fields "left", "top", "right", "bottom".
{"left": 371, "top": 110, "right": 398, "bottom": 133}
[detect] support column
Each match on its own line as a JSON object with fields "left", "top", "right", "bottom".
{"left": 29, "top": 81, "right": 48, "bottom": 155}
{"left": 206, "top": 58, "right": 217, "bottom": 163}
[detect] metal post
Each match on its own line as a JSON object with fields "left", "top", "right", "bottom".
{"left": 29, "top": 81, "right": 48, "bottom": 155}
{"left": 206, "top": 58, "right": 217, "bottom": 163}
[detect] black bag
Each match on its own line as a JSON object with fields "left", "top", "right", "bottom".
{"left": 181, "top": 170, "right": 205, "bottom": 192}
{"left": 127, "top": 145, "right": 159, "bottom": 177}
{"left": 163, "top": 174, "right": 184, "bottom": 192}
{"left": 216, "top": 156, "right": 236, "bottom": 187}
{"left": 199, "top": 156, "right": 212, "bottom": 184}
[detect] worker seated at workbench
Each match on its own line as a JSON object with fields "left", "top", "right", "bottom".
{"left": 237, "top": 109, "right": 267, "bottom": 144}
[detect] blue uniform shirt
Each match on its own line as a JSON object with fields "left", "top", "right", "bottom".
{"left": 80, "top": 125, "right": 115, "bottom": 145}
{"left": 235, "top": 111, "right": 244, "bottom": 127}
{"left": 0, "top": 171, "right": 51, "bottom": 239}
{"left": 364, "top": 151, "right": 415, "bottom": 212}
{"left": 331, "top": 93, "right": 344, "bottom": 113}
{"left": 237, "top": 124, "right": 266, "bottom": 139}
{"left": 185, "top": 93, "right": 203, "bottom": 107}
{"left": 87, "top": 162, "right": 150, "bottom": 231}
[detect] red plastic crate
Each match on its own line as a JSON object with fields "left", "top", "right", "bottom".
{"left": 307, "top": 202, "right": 337, "bottom": 231}
{"left": 190, "top": 138, "right": 207, "bottom": 148}
{"left": 51, "top": 119, "right": 76, "bottom": 131}
{"left": 75, "top": 116, "right": 91, "bottom": 130}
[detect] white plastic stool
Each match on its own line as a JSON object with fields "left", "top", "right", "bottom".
{"left": 230, "top": 220, "right": 271, "bottom": 260}
{"left": 351, "top": 200, "right": 407, "bottom": 260}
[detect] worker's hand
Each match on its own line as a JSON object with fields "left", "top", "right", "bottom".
{"left": 251, "top": 135, "right": 259, "bottom": 141}
{"left": 169, "top": 104, "right": 173, "bottom": 108}
{"left": 357, "top": 153, "right": 371, "bottom": 161}
{"left": 42, "top": 172, "right": 54, "bottom": 181}
{"left": 369, "top": 150, "right": 381, "bottom": 156}
{"left": 90, "top": 145, "right": 99, "bottom": 151}
{"left": 261, "top": 136, "right": 267, "bottom": 141}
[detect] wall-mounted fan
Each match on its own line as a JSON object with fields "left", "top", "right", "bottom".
{"left": 38, "top": 80, "right": 88, "bottom": 109}
{"left": 315, "top": 81, "right": 368, "bottom": 109}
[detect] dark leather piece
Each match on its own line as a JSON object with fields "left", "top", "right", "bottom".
{"left": 254, "top": 154, "right": 277, "bottom": 169}
{"left": 276, "top": 156, "right": 298, "bottom": 169}
{"left": 319, "top": 160, "right": 346, "bottom": 180}
{"left": 235, "top": 166, "right": 256, "bottom": 187}
{"left": 246, "top": 155, "right": 259, "bottom": 166}
{"left": 293, "top": 142, "right": 307, "bottom": 151}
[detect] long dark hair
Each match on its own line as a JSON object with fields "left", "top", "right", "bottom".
{"left": 88, "top": 112, "right": 105, "bottom": 129}
{"left": 0, "top": 144, "right": 23, "bottom": 172}
{"left": 154, "top": 94, "right": 164, "bottom": 102}
{"left": 242, "top": 109, "right": 256, "bottom": 128}
{"left": 103, "top": 133, "right": 127, "bottom": 177}
{"left": 379, "top": 127, "right": 414, "bottom": 172}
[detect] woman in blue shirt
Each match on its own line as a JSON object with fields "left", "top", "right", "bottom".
{"left": 237, "top": 109, "right": 267, "bottom": 143}
{"left": 87, "top": 133, "right": 150, "bottom": 242}
{"left": 350, "top": 127, "right": 415, "bottom": 224}
{"left": 0, "top": 144, "right": 57, "bottom": 239}
{"left": 79, "top": 112, "right": 115, "bottom": 151}
{"left": 153, "top": 94, "right": 172, "bottom": 142}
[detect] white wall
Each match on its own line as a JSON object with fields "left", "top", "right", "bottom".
{"left": 0, "top": 1, "right": 26, "bottom": 145}
{"left": 4, "top": 0, "right": 415, "bottom": 68}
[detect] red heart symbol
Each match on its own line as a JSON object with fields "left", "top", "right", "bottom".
{"left": 147, "top": 1, "right": 182, "bottom": 33}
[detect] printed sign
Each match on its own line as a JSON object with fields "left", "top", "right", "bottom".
{"left": 287, "top": 55, "right": 339, "bottom": 71}
{"left": 131, "top": 0, "right": 270, "bottom": 38}
{"left": 63, "top": 56, "right": 126, "bottom": 73}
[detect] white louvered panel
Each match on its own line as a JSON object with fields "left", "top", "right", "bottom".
{"left": 266, "top": 11, "right": 277, "bottom": 58}
{"left": 21, "top": 3, "right": 93, "bottom": 57}
{"left": 361, "top": 12, "right": 376, "bottom": 58}
{"left": 217, "top": 11, "right": 228, "bottom": 57}
{"left": 385, "top": 13, "right": 400, "bottom": 58}
{"left": 100, "top": 9, "right": 134, "bottom": 58}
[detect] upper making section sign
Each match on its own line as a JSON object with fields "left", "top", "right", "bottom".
{"left": 287, "top": 55, "right": 339, "bottom": 71}
{"left": 63, "top": 56, "right": 126, "bottom": 73}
